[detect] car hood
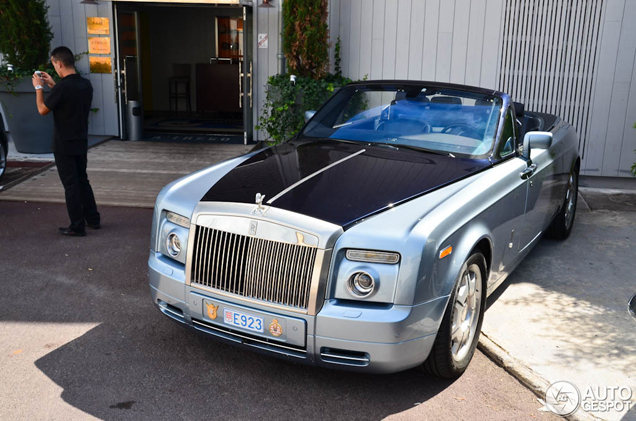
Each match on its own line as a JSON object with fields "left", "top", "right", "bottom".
{"left": 201, "top": 139, "right": 491, "bottom": 228}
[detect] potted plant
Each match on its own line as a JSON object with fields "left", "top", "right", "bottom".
{"left": 257, "top": 1, "right": 349, "bottom": 144}
{"left": 0, "top": 0, "right": 55, "bottom": 153}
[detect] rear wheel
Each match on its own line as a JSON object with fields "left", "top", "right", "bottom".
{"left": 422, "top": 252, "right": 487, "bottom": 378}
{"left": 547, "top": 168, "right": 578, "bottom": 240}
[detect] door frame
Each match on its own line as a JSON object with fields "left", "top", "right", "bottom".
{"left": 112, "top": 0, "right": 257, "bottom": 143}
{"left": 113, "top": 3, "right": 143, "bottom": 140}
{"left": 241, "top": 4, "right": 254, "bottom": 144}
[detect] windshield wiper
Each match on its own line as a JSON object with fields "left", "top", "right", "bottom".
{"left": 372, "top": 142, "right": 454, "bottom": 157}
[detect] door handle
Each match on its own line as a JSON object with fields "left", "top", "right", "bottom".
{"left": 239, "top": 60, "right": 243, "bottom": 108}
{"left": 520, "top": 164, "right": 537, "bottom": 180}
{"left": 247, "top": 61, "right": 253, "bottom": 109}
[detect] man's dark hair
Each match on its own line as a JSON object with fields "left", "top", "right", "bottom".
{"left": 51, "top": 46, "right": 75, "bottom": 67}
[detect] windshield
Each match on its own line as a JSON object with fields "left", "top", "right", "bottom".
{"left": 300, "top": 85, "right": 503, "bottom": 158}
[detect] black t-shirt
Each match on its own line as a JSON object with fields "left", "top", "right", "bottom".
{"left": 44, "top": 73, "right": 93, "bottom": 155}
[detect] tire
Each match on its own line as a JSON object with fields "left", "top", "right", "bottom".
{"left": 422, "top": 252, "right": 487, "bottom": 379}
{"left": 0, "top": 139, "right": 7, "bottom": 181}
{"left": 547, "top": 167, "right": 578, "bottom": 240}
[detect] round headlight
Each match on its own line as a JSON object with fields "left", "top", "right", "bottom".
{"left": 166, "top": 233, "right": 181, "bottom": 257}
{"left": 348, "top": 271, "right": 375, "bottom": 297}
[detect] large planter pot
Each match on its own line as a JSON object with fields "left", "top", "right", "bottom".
{"left": 0, "top": 78, "right": 54, "bottom": 154}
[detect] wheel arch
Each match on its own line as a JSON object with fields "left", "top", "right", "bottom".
{"left": 471, "top": 237, "right": 492, "bottom": 279}
{"left": 430, "top": 223, "right": 495, "bottom": 301}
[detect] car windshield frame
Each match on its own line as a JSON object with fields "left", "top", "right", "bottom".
{"left": 298, "top": 83, "right": 505, "bottom": 159}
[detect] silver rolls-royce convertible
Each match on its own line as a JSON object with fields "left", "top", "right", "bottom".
{"left": 148, "top": 81, "right": 579, "bottom": 378}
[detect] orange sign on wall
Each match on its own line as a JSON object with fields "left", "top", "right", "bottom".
{"left": 90, "top": 57, "right": 112, "bottom": 74}
{"left": 87, "top": 17, "right": 110, "bottom": 35}
{"left": 88, "top": 37, "right": 111, "bottom": 55}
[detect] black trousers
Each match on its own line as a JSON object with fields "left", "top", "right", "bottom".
{"left": 54, "top": 153, "right": 100, "bottom": 231}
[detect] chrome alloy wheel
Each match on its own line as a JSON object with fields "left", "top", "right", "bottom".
{"left": 450, "top": 263, "right": 482, "bottom": 362}
{"left": 564, "top": 172, "right": 578, "bottom": 230}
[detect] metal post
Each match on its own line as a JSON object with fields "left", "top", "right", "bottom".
{"left": 277, "top": 0, "right": 285, "bottom": 74}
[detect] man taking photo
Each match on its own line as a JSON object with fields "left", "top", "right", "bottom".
{"left": 33, "top": 46, "right": 100, "bottom": 237}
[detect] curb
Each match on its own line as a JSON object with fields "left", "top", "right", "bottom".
{"left": 478, "top": 332, "right": 597, "bottom": 421}
{"left": 577, "top": 192, "right": 591, "bottom": 211}
{"left": 579, "top": 186, "right": 636, "bottom": 195}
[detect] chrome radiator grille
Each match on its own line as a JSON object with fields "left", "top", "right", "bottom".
{"left": 190, "top": 225, "right": 318, "bottom": 310}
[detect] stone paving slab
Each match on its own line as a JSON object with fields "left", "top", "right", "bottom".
{"left": 0, "top": 140, "right": 253, "bottom": 208}
{"left": 482, "top": 209, "right": 636, "bottom": 421}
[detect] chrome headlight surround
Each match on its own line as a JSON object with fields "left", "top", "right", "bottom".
{"left": 347, "top": 271, "right": 376, "bottom": 297}
{"left": 332, "top": 248, "right": 398, "bottom": 303}
{"left": 166, "top": 232, "right": 182, "bottom": 257}
{"left": 158, "top": 211, "right": 191, "bottom": 264}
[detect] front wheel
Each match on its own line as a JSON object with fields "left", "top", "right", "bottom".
{"left": 422, "top": 253, "right": 487, "bottom": 378}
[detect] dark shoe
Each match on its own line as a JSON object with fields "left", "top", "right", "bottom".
{"left": 58, "top": 227, "right": 86, "bottom": 237}
{"left": 86, "top": 222, "right": 101, "bottom": 230}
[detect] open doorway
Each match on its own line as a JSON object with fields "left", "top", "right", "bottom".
{"left": 114, "top": 2, "right": 253, "bottom": 144}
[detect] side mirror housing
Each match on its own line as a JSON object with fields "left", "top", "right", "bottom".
{"left": 523, "top": 131, "right": 553, "bottom": 159}
{"left": 304, "top": 110, "right": 316, "bottom": 123}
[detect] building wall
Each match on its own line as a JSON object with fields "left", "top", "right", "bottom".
{"left": 330, "top": 0, "right": 636, "bottom": 178}
{"left": 328, "top": 0, "right": 504, "bottom": 88}
{"left": 253, "top": 1, "right": 282, "bottom": 142}
{"left": 583, "top": 0, "right": 636, "bottom": 177}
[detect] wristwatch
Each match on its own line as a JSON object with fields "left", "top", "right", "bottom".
{"left": 35, "top": 85, "right": 43, "bottom": 90}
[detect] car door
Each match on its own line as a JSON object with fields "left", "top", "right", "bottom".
{"left": 499, "top": 109, "right": 528, "bottom": 264}
{"left": 488, "top": 107, "right": 528, "bottom": 284}
{"left": 518, "top": 130, "right": 560, "bottom": 251}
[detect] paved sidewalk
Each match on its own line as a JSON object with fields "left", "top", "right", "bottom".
{"left": 482, "top": 189, "right": 636, "bottom": 420}
{"left": 0, "top": 139, "right": 252, "bottom": 207}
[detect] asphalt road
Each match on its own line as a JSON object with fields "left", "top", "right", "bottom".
{"left": 0, "top": 201, "right": 554, "bottom": 420}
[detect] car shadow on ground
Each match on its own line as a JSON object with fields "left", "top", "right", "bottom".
{"left": 34, "top": 312, "right": 455, "bottom": 420}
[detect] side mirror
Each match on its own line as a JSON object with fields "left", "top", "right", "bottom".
{"left": 522, "top": 131, "right": 553, "bottom": 159}
{"left": 304, "top": 110, "right": 316, "bottom": 123}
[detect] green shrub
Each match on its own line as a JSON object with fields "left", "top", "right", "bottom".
{"left": 282, "top": 0, "right": 329, "bottom": 79}
{"left": 0, "top": 0, "right": 53, "bottom": 71}
{"left": 256, "top": 73, "right": 352, "bottom": 144}
{"left": 0, "top": 0, "right": 54, "bottom": 89}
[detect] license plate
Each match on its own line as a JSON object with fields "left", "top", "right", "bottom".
{"left": 224, "top": 309, "right": 264, "bottom": 333}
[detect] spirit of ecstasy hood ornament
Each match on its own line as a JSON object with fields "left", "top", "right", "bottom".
{"left": 252, "top": 193, "right": 267, "bottom": 215}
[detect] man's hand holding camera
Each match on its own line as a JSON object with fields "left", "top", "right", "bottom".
{"left": 32, "top": 71, "right": 55, "bottom": 89}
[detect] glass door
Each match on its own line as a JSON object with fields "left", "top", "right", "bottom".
{"left": 114, "top": 6, "right": 142, "bottom": 140}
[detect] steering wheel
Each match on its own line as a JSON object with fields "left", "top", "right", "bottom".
{"left": 441, "top": 124, "right": 482, "bottom": 140}
{"left": 377, "top": 117, "right": 432, "bottom": 134}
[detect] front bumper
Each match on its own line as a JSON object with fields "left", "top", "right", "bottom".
{"left": 149, "top": 251, "right": 446, "bottom": 374}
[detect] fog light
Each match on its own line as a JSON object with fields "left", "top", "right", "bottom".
{"left": 348, "top": 271, "right": 375, "bottom": 297}
{"left": 166, "top": 233, "right": 181, "bottom": 257}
